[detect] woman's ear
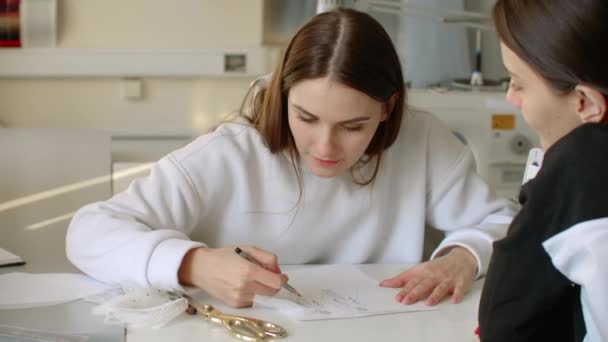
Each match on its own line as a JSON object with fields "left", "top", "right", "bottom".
{"left": 381, "top": 92, "right": 399, "bottom": 121}
{"left": 574, "top": 85, "right": 607, "bottom": 123}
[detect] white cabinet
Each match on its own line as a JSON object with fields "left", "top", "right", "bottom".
{"left": 0, "top": 128, "right": 111, "bottom": 227}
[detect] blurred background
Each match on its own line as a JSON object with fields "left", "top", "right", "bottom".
{"left": 0, "top": 0, "right": 536, "bottom": 234}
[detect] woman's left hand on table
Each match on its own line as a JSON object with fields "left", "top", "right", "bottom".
{"left": 379, "top": 246, "right": 478, "bottom": 306}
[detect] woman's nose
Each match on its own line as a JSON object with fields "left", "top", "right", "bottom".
{"left": 316, "top": 127, "right": 336, "bottom": 157}
{"left": 506, "top": 88, "right": 522, "bottom": 109}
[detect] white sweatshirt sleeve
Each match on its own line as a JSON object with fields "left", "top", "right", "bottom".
{"left": 66, "top": 154, "right": 205, "bottom": 291}
{"left": 543, "top": 218, "right": 608, "bottom": 342}
{"left": 424, "top": 116, "right": 517, "bottom": 277}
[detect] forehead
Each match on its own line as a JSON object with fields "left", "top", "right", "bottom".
{"left": 500, "top": 43, "right": 523, "bottom": 75}
{"left": 502, "top": 42, "right": 558, "bottom": 83}
{"left": 500, "top": 42, "right": 538, "bottom": 81}
{"left": 288, "top": 77, "right": 381, "bottom": 118}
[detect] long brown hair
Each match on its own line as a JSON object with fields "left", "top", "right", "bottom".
{"left": 493, "top": 0, "right": 608, "bottom": 107}
{"left": 240, "top": 8, "right": 406, "bottom": 187}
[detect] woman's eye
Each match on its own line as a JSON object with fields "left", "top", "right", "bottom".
{"left": 297, "top": 114, "right": 315, "bottom": 123}
{"left": 509, "top": 80, "right": 523, "bottom": 91}
{"left": 343, "top": 125, "right": 364, "bottom": 132}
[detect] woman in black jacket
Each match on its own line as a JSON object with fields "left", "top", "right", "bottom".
{"left": 478, "top": 0, "right": 608, "bottom": 341}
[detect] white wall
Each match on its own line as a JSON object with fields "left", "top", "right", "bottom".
{"left": 58, "top": 0, "right": 262, "bottom": 49}
{"left": 0, "top": 0, "right": 266, "bottom": 133}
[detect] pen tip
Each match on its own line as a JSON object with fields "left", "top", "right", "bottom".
{"left": 234, "top": 247, "right": 242, "bottom": 253}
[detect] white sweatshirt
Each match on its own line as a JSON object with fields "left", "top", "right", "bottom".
{"left": 66, "top": 110, "right": 515, "bottom": 291}
{"left": 543, "top": 218, "right": 608, "bottom": 342}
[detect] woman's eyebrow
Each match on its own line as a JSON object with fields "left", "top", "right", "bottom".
{"left": 293, "top": 104, "right": 318, "bottom": 118}
{"left": 504, "top": 67, "right": 520, "bottom": 80}
{"left": 292, "top": 103, "right": 371, "bottom": 124}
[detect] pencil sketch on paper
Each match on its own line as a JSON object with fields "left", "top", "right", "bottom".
{"left": 292, "top": 289, "right": 369, "bottom": 316}
{"left": 253, "top": 265, "right": 435, "bottom": 320}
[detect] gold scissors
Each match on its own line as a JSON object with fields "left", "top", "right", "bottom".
{"left": 173, "top": 292, "right": 288, "bottom": 342}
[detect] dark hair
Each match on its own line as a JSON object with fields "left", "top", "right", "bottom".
{"left": 493, "top": 0, "right": 608, "bottom": 101}
{"left": 241, "top": 8, "right": 406, "bottom": 186}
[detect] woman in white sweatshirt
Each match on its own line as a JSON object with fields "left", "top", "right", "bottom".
{"left": 67, "top": 8, "right": 514, "bottom": 308}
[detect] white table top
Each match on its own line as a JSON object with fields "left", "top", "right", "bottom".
{"left": 2, "top": 223, "right": 481, "bottom": 342}
{"left": 128, "top": 264, "right": 482, "bottom": 342}
{"left": 0, "top": 219, "right": 126, "bottom": 342}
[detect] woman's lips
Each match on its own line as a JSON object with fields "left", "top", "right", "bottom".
{"left": 313, "top": 157, "right": 339, "bottom": 167}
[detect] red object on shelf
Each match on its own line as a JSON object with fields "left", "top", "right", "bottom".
{"left": 0, "top": 40, "right": 21, "bottom": 47}
{"left": 1, "top": 0, "right": 21, "bottom": 47}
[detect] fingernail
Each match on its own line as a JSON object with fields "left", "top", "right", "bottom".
{"left": 402, "top": 296, "right": 412, "bottom": 304}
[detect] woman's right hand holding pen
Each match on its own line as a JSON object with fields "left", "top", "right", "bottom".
{"left": 178, "top": 246, "right": 288, "bottom": 308}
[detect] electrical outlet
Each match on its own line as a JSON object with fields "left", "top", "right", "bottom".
{"left": 224, "top": 53, "right": 246, "bottom": 73}
{"left": 121, "top": 79, "right": 143, "bottom": 100}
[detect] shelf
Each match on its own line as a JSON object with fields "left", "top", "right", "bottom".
{"left": 0, "top": 47, "right": 272, "bottom": 78}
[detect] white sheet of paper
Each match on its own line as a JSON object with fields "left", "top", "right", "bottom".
{"left": 254, "top": 265, "right": 436, "bottom": 320}
{"left": 0, "top": 272, "right": 113, "bottom": 310}
{"left": 0, "top": 248, "right": 24, "bottom": 266}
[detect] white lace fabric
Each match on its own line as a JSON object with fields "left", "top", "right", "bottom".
{"left": 91, "top": 288, "right": 188, "bottom": 329}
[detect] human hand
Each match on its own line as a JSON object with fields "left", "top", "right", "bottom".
{"left": 379, "top": 247, "right": 477, "bottom": 306}
{"left": 178, "top": 246, "right": 288, "bottom": 308}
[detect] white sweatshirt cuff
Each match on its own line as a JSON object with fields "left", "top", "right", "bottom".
{"left": 147, "top": 238, "right": 206, "bottom": 290}
{"left": 431, "top": 235, "right": 491, "bottom": 279}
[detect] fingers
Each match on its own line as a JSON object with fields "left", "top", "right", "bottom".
{"left": 240, "top": 246, "right": 281, "bottom": 273}
{"left": 236, "top": 246, "right": 287, "bottom": 292}
{"left": 387, "top": 248, "right": 478, "bottom": 306}
{"left": 241, "top": 259, "right": 286, "bottom": 290}
{"left": 189, "top": 246, "right": 289, "bottom": 308}
{"left": 450, "top": 281, "right": 466, "bottom": 304}
{"left": 379, "top": 276, "right": 406, "bottom": 288}
{"left": 395, "top": 277, "right": 419, "bottom": 302}
{"left": 222, "top": 270, "right": 285, "bottom": 308}
{"left": 225, "top": 270, "right": 287, "bottom": 307}
{"left": 379, "top": 268, "right": 415, "bottom": 288}
{"left": 225, "top": 279, "right": 285, "bottom": 308}
{"left": 397, "top": 276, "right": 472, "bottom": 306}
{"left": 425, "top": 281, "right": 452, "bottom": 306}
{"left": 251, "top": 280, "right": 283, "bottom": 297}
{"left": 397, "top": 278, "right": 436, "bottom": 304}
{"left": 231, "top": 246, "right": 287, "bottom": 304}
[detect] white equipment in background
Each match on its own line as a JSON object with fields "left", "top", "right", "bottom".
{"left": 317, "top": 0, "right": 343, "bottom": 13}
{"left": 357, "top": 0, "right": 498, "bottom": 90}
{"left": 356, "top": 0, "right": 492, "bottom": 30}
{"left": 409, "top": 89, "right": 539, "bottom": 199}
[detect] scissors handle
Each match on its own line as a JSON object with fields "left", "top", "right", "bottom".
{"left": 216, "top": 313, "right": 288, "bottom": 339}
{"left": 177, "top": 293, "right": 288, "bottom": 341}
{"left": 222, "top": 318, "right": 268, "bottom": 342}
{"left": 194, "top": 308, "right": 265, "bottom": 341}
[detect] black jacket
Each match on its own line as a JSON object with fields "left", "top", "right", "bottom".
{"left": 479, "top": 123, "right": 608, "bottom": 342}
